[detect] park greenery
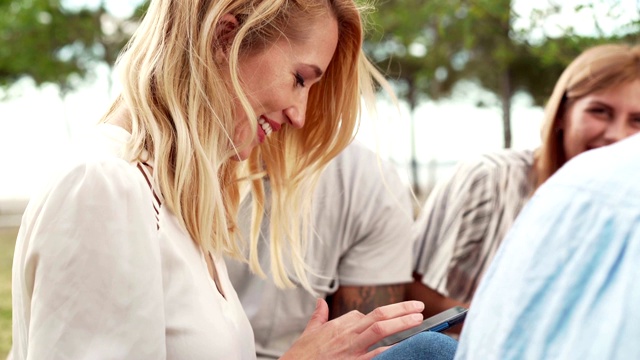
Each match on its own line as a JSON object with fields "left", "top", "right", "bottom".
{"left": 0, "top": 0, "right": 638, "bottom": 191}
{"left": 0, "top": 0, "right": 146, "bottom": 95}
{"left": 0, "top": 228, "right": 17, "bottom": 358}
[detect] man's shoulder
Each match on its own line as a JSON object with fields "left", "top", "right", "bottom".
{"left": 471, "top": 148, "right": 534, "bottom": 171}
{"left": 553, "top": 134, "right": 640, "bottom": 187}
{"left": 540, "top": 134, "right": 640, "bottom": 209}
{"left": 330, "top": 141, "right": 381, "bottom": 168}
{"left": 443, "top": 148, "right": 533, "bottom": 190}
{"left": 321, "top": 141, "right": 403, "bottom": 186}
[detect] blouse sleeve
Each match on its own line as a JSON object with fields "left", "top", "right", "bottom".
{"left": 413, "top": 158, "right": 496, "bottom": 303}
{"left": 13, "top": 159, "right": 166, "bottom": 359}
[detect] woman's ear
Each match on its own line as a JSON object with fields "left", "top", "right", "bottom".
{"left": 215, "top": 14, "right": 239, "bottom": 63}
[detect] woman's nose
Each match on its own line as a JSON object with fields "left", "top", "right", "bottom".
{"left": 603, "top": 117, "right": 634, "bottom": 145}
{"left": 284, "top": 104, "right": 306, "bottom": 129}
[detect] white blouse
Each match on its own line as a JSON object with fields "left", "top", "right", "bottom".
{"left": 11, "top": 124, "right": 256, "bottom": 359}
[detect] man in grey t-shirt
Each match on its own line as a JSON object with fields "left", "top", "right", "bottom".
{"left": 227, "top": 142, "right": 415, "bottom": 359}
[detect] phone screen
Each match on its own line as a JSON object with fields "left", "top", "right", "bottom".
{"left": 369, "top": 306, "right": 468, "bottom": 351}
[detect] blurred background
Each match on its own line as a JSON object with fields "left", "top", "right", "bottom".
{"left": 0, "top": 0, "right": 638, "bottom": 356}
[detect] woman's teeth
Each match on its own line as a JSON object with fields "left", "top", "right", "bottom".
{"left": 258, "top": 117, "right": 273, "bottom": 135}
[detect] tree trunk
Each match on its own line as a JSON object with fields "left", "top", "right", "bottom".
{"left": 408, "top": 80, "right": 421, "bottom": 197}
{"left": 501, "top": 70, "right": 512, "bottom": 148}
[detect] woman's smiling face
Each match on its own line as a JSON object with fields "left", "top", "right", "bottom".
{"left": 228, "top": 12, "right": 339, "bottom": 161}
{"left": 562, "top": 79, "right": 640, "bottom": 161}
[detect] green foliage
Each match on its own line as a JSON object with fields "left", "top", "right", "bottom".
{"left": 0, "top": 0, "right": 149, "bottom": 94}
{"left": 366, "top": 0, "right": 469, "bottom": 106}
{"left": 0, "top": 0, "right": 103, "bottom": 93}
{"left": 0, "top": 227, "right": 17, "bottom": 359}
{"left": 97, "top": 1, "right": 149, "bottom": 68}
{"left": 365, "top": 0, "right": 640, "bottom": 147}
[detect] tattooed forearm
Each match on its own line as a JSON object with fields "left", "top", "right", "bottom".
{"left": 327, "top": 285, "right": 406, "bottom": 319}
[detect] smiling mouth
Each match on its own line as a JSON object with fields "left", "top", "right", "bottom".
{"left": 258, "top": 117, "right": 273, "bottom": 136}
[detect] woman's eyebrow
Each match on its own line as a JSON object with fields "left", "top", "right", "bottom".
{"left": 301, "top": 63, "right": 324, "bottom": 79}
{"left": 587, "top": 100, "right": 612, "bottom": 108}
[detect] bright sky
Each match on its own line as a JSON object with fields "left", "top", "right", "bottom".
{"left": 0, "top": 0, "right": 637, "bottom": 200}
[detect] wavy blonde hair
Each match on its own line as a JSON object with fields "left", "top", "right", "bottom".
{"left": 535, "top": 43, "right": 640, "bottom": 189}
{"left": 102, "top": 0, "right": 381, "bottom": 289}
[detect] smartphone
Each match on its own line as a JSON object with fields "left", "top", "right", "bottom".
{"left": 369, "top": 306, "right": 468, "bottom": 351}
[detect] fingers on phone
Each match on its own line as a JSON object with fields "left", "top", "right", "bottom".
{"left": 358, "top": 313, "right": 423, "bottom": 349}
{"left": 350, "top": 301, "right": 423, "bottom": 334}
{"left": 367, "top": 301, "right": 425, "bottom": 323}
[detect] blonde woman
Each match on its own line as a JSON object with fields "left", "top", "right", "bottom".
{"left": 410, "top": 43, "right": 640, "bottom": 322}
{"left": 11, "top": 0, "right": 459, "bottom": 359}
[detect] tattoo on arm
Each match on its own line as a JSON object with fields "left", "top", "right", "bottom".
{"left": 327, "top": 284, "right": 406, "bottom": 319}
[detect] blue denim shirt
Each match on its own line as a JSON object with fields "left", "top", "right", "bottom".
{"left": 455, "top": 133, "right": 640, "bottom": 360}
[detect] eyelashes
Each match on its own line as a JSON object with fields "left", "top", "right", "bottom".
{"left": 587, "top": 107, "right": 611, "bottom": 118}
{"left": 294, "top": 72, "right": 305, "bottom": 87}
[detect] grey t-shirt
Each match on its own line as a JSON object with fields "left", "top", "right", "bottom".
{"left": 227, "top": 142, "right": 415, "bottom": 359}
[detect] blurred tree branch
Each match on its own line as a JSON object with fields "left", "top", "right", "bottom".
{"left": 0, "top": 0, "right": 101, "bottom": 94}
{"left": 0, "top": 0, "right": 148, "bottom": 96}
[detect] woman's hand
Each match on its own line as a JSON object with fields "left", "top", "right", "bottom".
{"left": 281, "top": 298, "right": 425, "bottom": 360}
